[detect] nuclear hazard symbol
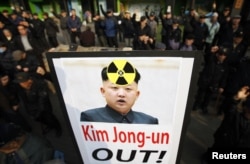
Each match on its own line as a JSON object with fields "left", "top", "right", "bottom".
{"left": 107, "top": 60, "right": 136, "bottom": 85}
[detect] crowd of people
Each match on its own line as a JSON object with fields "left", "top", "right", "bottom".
{"left": 0, "top": 9, "right": 63, "bottom": 137}
{"left": 0, "top": 4, "right": 250, "bottom": 163}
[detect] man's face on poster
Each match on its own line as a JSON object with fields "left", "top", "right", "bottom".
{"left": 100, "top": 80, "right": 140, "bottom": 115}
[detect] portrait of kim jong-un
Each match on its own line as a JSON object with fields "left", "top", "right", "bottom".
{"left": 51, "top": 55, "right": 194, "bottom": 126}
{"left": 80, "top": 60, "right": 159, "bottom": 124}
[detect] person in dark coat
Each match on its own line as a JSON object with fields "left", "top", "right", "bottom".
{"left": 121, "top": 11, "right": 135, "bottom": 47}
{"left": 93, "top": 14, "right": 106, "bottom": 47}
{"left": 193, "top": 46, "right": 230, "bottom": 113}
{"left": 213, "top": 7, "right": 232, "bottom": 46}
{"left": 14, "top": 24, "right": 44, "bottom": 65}
{"left": 145, "top": 11, "right": 158, "bottom": 40}
{"left": 179, "top": 34, "right": 197, "bottom": 51}
{"left": 0, "top": 10, "right": 17, "bottom": 36}
{"left": 215, "top": 17, "right": 233, "bottom": 47}
{"left": 14, "top": 24, "right": 40, "bottom": 52}
{"left": 101, "top": 8, "right": 119, "bottom": 48}
{"left": 182, "top": 8, "right": 197, "bottom": 42}
{"left": 228, "top": 30, "right": 248, "bottom": 70}
{"left": 133, "top": 16, "right": 155, "bottom": 50}
{"left": 14, "top": 72, "right": 62, "bottom": 136}
{"left": 0, "top": 42, "right": 15, "bottom": 77}
{"left": 67, "top": 9, "right": 82, "bottom": 44}
{"left": 79, "top": 26, "right": 95, "bottom": 47}
{"left": 202, "top": 86, "right": 250, "bottom": 163}
{"left": 32, "top": 13, "right": 50, "bottom": 50}
{"left": 218, "top": 7, "right": 231, "bottom": 25}
{"left": 159, "top": 9, "right": 173, "bottom": 49}
{"left": 0, "top": 20, "right": 15, "bottom": 42}
{"left": 218, "top": 57, "right": 250, "bottom": 115}
{"left": 80, "top": 65, "right": 158, "bottom": 124}
{"left": 192, "top": 15, "right": 209, "bottom": 50}
{"left": 9, "top": 11, "right": 23, "bottom": 26}
{"left": 0, "top": 72, "right": 31, "bottom": 131}
{"left": 214, "top": 86, "right": 250, "bottom": 147}
{"left": 52, "top": 10, "right": 71, "bottom": 45}
{"left": 0, "top": 10, "right": 12, "bottom": 28}
{"left": 19, "top": 10, "right": 37, "bottom": 37}
{"left": 11, "top": 50, "right": 50, "bottom": 81}
{"left": 167, "top": 19, "right": 182, "bottom": 50}
{"left": 42, "top": 12, "right": 59, "bottom": 48}
{"left": 1, "top": 28, "right": 16, "bottom": 53}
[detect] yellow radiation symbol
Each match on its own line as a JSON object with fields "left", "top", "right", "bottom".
{"left": 107, "top": 60, "right": 136, "bottom": 85}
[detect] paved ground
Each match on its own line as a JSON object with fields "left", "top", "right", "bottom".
{"left": 180, "top": 108, "right": 223, "bottom": 164}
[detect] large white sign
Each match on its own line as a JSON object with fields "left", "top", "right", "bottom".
{"left": 48, "top": 52, "right": 196, "bottom": 164}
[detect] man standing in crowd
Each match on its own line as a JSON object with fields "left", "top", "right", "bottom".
{"left": 204, "top": 12, "right": 220, "bottom": 53}
{"left": 67, "top": 9, "right": 81, "bottom": 44}
{"left": 32, "top": 13, "right": 50, "bottom": 51}
{"left": 58, "top": 10, "right": 71, "bottom": 45}
{"left": 43, "top": 12, "right": 59, "bottom": 48}
{"left": 121, "top": 11, "right": 135, "bottom": 47}
{"left": 101, "top": 9, "right": 119, "bottom": 48}
{"left": 52, "top": 10, "right": 71, "bottom": 45}
{"left": 146, "top": 11, "right": 157, "bottom": 41}
{"left": 193, "top": 46, "right": 230, "bottom": 114}
{"left": 159, "top": 9, "right": 173, "bottom": 50}
{"left": 192, "top": 15, "right": 209, "bottom": 50}
{"left": 92, "top": 14, "right": 106, "bottom": 47}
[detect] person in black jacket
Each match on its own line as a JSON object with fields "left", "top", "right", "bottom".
{"left": 93, "top": 14, "right": 106, "bottom": 47}
{"left": 67, "top": 9, "right": 82, "bottom": 44}
{"left": 32, "top": 13, "right": 50, "bottom": 50}
{"left": 179, "top": 34, "right": 197, "bottom": 51}
{"left": 218, "top": 57, "right": 250, "bottom": 115}
{"left": 12, "top": 50, "right": 51, "bottom": 81}
{"left": 52, "top": 10, "right": 71, "bottom": 45}
{"left": 14, "top": 72, "right": 62, "bottom": 136}
{"left": 202, "top": 86, "right": 250, "bottom": 163}
{"left": 14, "top": 24, "right": 45, "bottom": 69}
{"left": 121, "top": 11, "right": 135, "bottom": 47}
{"left": 182, "top": 8, "right": 197, "bottom": 42}
{"left": 227, "top": 30, "right": 248, "bottom": 71}
{"left": 214, "top": 86, "right": 250, "bottom": 148}
{"left": 0, "top": 42, "right": 15, "bottom": 77}
{"left": 133, "top": 16, "right": 154, "bottom": 50}
{"left": 79, "top": 26, "right": 95, "bottom": 47}
{"left": 168, "top": 19, "right": 182, "bottom": 50}
{"left": 0, "top": 72, "right": 31, "bottom": 131}
{"left": 193, "top": 46, "right": 230, "bottom": 113}
{"left": 213, "top": 7, "right": 232, "bottom": 47}
{"left": 100, "top": 7, "right": 119, "bottom": 48}
{"left": 1, "top": 28, "right": 16, "bottom": 53}
{"left": 159, "top": 9, "right": 173, "bottom": 49}
{"left": 192, "top": 15, "right": 209, "bottom": 50}
{"left": 42, "top": 12, "right": 59, "bottom": 48}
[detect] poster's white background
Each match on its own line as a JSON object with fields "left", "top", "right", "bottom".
{"left": 52, "top": 57, "right": 194, "bottom": 164}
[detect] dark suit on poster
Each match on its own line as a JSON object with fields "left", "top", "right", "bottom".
{"left": 80, "top": 105, "right": 158, "bottom": 124}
